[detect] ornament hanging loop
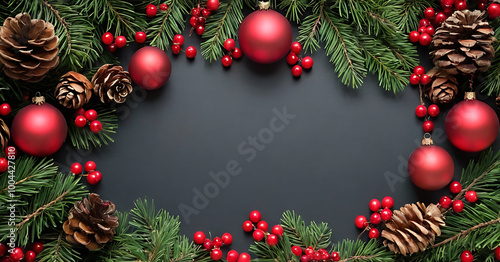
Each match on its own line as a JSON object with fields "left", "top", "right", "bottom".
{"left": 421, "top": 133, "right": 434, "bottom": 145}
{"left": 32, "top": 92, "right": 45, "bottom": 105}
{"left": 258, "top": 1, "right": 270, "bottom": 10}
{"left": 464, "top": 91, "right": 476, "bottom": 100}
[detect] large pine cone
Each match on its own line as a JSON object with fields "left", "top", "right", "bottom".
{"left": 91, "top": 64, "right": 132, "bottom": 104}
{"left": 63, "top": 193, "right": 118, "bottom": 250}
{"left": 425, "top": 68, "right": 458, "bottom": 104}
{"left": 381, "top": 203, "right": 445, "bottom": 256}
{"left": 0, "top": 119, "right": 10, "bottom": 152}
{"left": 0, "top": 13, "right": 59, "bottom": 82}
{"left": 430, "top": 10, "right": 495, "bottom": 75}
{"left": 55, "top": 71, "right": 93, "bottom": 109}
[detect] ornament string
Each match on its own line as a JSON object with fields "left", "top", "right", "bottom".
{"left": 418, "top": 83, "right": 425, "bottom": 106}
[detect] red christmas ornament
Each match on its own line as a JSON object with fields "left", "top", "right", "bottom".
{"left": 24, "top": 250, "right": 36, "bottom": 262}
{"left": 465, "top": 190, "right": 477, "bottom": 203}
{"left": 224, "top": 38, "right": 236, "bottom": 51}
{"left": 291, "top": 42, "right": 302, "bottom": 54}
{"left": 87, "top": 171, "right": 102, "bottom": 185}
{"left": 71, "top": 162, "right": 83, "bottom": 174}
{"left": 445, "top": 93, "right": 499, "bottom": 152}
{"left": 419, "top": 33, "right": 432, "bottom": 46}
{"left": 331, "top": 252, "right": 340, "bottom": 261}
{"left": 292, "top": 65, "right": 303, "bottom": 77}
{"left": 75, "top": 115, "right": 87, "bottom": 128}
{"left": 238, "top": 9, "right": 292, "bottom": 64}
{"left": 11, "top": 100, "right": 67, "bottom": 157}
{"left": 203, "top": 239, "right": 212, "bottom": 250}
{"left": 129, "top": 46, "right": 172, "bottom": 90}
{"left": 186, "top": 46, "right": 197, "bottom": 58}
{"left": 287, "top": 53, "right": 299, "bottom": 65}
{"left": 146, "top": 4, "right": 157, "bottom": 17}
{"left": 449, "top": 181, "right": 462, "bottom": 194}
{"left": 90, "top": 120, "right": 102, "bottom": 133}
{"left": 380, "top": 207, "right": 393, "bottom": 221}
{"left": 85, "top": 161, "right": 96, "bottom": 172}
{"left": 408, "top": 137, "right": 454, "bottom": 191}
{"left": 172, "top": 44, "right": 181, "bottom": 55}
{"left": 424, "top": 7, "right": 435, "bottom": 20}
{"left": 423, "top": 120, "right": 434, "bottom": 132}
{"left": 453, "top": 199, "right": 464, "bottom": 212}
{"left": 222, "top": 55, "right": 232, "bottom": 67}
{"left": 173, "top": 34, "right": 184, "bottom": 45}
{"left": 10, "top": 247, "right": 23, "bottom": 261}
{"left": 102, "top": 32, "right": 114, "bottom": 45}
{"left": 160, "top": 3, "right": 168, "bottom": 10}
{"left": 212, "top": 237, "right": 223, "bottom": 248}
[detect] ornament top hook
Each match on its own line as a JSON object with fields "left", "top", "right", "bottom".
{"left": 32, "top": 92, "right": 45, "bottom": 105}
{"left": 464, "top": 92, "right": 476, "bottom": 101}
{"left": 258, "top": 1, "right": 270, "bottom": 10}
{"left": 421, "top": 133, "right": 433, "bottom": 145}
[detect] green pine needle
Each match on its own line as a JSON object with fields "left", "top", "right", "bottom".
{"left": 148, "top": 0, "right": 191, "bottom": 51}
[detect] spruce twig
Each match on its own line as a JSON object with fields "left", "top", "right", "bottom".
{"left": 431, "top": 217, "right": 500, "bottom": 248}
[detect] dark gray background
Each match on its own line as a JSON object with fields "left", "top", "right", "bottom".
{"left": 54, "top": 24, "right": 500, "bottom": 254}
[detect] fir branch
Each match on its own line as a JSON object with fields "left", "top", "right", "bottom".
{"left": 479, "top": 41, "right": 500, "bottom": 95}
{"left": 431, "top": 216, "right": 500, "bottom": 248}
{"left": 385, "top": 0, "right": 438, "bottom": 34}
{"left": 37, "top": 232, "right": 82, "bottom": 262}
{"left": 335, "top": 239, "right": 395, "bottom": 262}
{"left": 278, "top": 0, "right": 307, "bottom": 23}
{"left": 148, "top": 0, "right": 191, "bottom": 51}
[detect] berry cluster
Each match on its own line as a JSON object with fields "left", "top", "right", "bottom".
{"left": 193, "top": 231, "right": 250, "bottom": 262}
{"left": 221, "top": 38, "right": 242, "bottom": 67}
{"left": 74, "top": 108, "right": 102, "bottom": 133}
{"left": 101, "top": 32, "right": 127, "bottom": 52}
{"left": 0, "top": 241, "right": 43, "bottom": 262}
{"left": 242, "top": 210, "right": 283, "bottom": 246}
{"left": 291, "top": 246, "right": 341, "bottom": 262}
{"left": 411, "top": 66, "right": 440, "bottom": 133}
{"left": 171, "top": 34, "right": 197, "bottom": 59}
{"left": 286, "top": 42, "right": 313, "bottom": 77}
{"left": 71, "top": 161, "right": 102, "bottom": 185}
{"left": 354, "top": 197, "right": 394, "bottom": 239}
{"left": 146, "top": 3, "right": 169, "bottom": 18}
{"left": 189, "top": 0, "right": 220, "bottom": 36}
{"left": 439, "top": 181, "right": 477, "bottom": 213}
{"left": 0, "top": 103, "right": 11, "bottom": 116}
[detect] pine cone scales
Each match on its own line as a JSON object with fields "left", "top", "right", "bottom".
{"left": 425, "top": 68, "right": 458, "bottom": 104}
{"left": 430, "top": 10, "right": 495, "bottom": 75}
{"left": 55, "top": 71, "right": 93, "bottom": 109}
{"left": 0, "top": 119, "right": 10, "bottom": 151}
{"left": 0, "top": 13, "right": 59, "bottom": 82}
{"left": 63, "top": 193, "right": 118, "bottom": 250}
{"left": 381, "top": 203, "right": 445, "bottom": 256}
{"left": 92, "top": 64, "right": 132, "bottom": 104}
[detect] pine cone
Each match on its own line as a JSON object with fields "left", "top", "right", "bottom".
{"left": 63, "top": 193, "right": 118, "bottom": 250}
{"left": 91, "top": 64, "right": 132, "bottom": 104}
{"left": 55, "top": 71, "right": 93, "bottom": 109}
{"left": 425, "top": 68, "right": 458, "bottom": 104}
{"left": 381, "top": 203, "right": 445, "bottom": 256}
{"left": 0, "top": 119, "right": 10, "bottom": 152}
{"left": 0, "top": 13, "right": 59, "bottom": 82}
{"left": 430, "top": 10, "right": 495, "bottom": 75}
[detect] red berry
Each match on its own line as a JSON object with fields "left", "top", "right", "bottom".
{"left": 313, "top": 252, "right": 322, "bottom": 261}
{"left": 424, "top": 7, "right": 435, "bottom": 20}
{"left": 287, "top": 53, "right": 299, "bottom": 65}
{"left": 212, "top": 237, "right": 222, "bottom": 248}
{"left": 256, "top": 220, "right": 268, "bottom": 232}
{"left": 186, "top": 46, "right": 197, "bottom": 58}
{"left": 291, "top": 42, "right": 302, "bottom": 54}
{"left": 304, "top": 247, "right": 314, "bottom": 256}
{"left": 193, "top": 231, "right": 206, "bottom": 244}
{"left": 369, "top": 199, "right": 381, "bottom": 212}
{"left": 191, "top": 7, "right": 200, "bottom": 16}
{"left": 206, "top": 0, "right": 220, "bottom": 11}
{"left": 409, "top": 31, "right": 420, "bottom": 43}
{"left": 415, "top": 105, "right": 427, "bottom": 118}
{"left": 24, "top": 250, "right": 36, "bottom": 262}
{"left": 232, "top": 47, "right": 242, "bottom": 59}
{"left": 453, "top": 200, "right": 464, "bottom": 212}
{"left": 237, "top": 252, "right": 251, "bottom": 262}
{"left": 102, "top": 32, "right": 114, "bottom": 45}
{"left": 450, "top": 181, "right": 462, "bottom": 194}
{"left": 253, "top": 229, "right": 265, "bottom": 241}
{"left": 10, "top": 247, "right": 23, "bottom": 261}
{"left": 222, "top": 55, "right": 232, "bottom": 67}
{"left": 495, "top": 246, "right": 500, "bottom": 260}
{"left": 419, "top": 19, "right": 431, "bottom": 27}
{"left": 108, "top": 43, "right": 117, "bottom": 52}
{"left": 146, "top": 4, "right": 157, "bottom": 17}
{"left": 435, "top": 12, "right": 446, "bottom": 24}
{"left": 381, "top": 208, "right": 393, "bottom": 221}
{"left": 465, "top": 191, "right": 477, "bottom": 203}
{"left": 267, "top": 234, "right": 278, "bottom": 246}
{"left": 87, "top": 171, "right": 102, "bottom": 185}
{"left": 440, "top": 196, "right": 452, "bottom": 208}
{"left": 203, "top": 239, "right": 212, "bottom": 250}
{"left": 413, "top": 66, "right": 425, "bottom": 76}
{"left": 291, "top": 246, "right": 302, "bottom": 256}
{"left": 190, "top": 16, "right": 198, "bottom": 27}
{"left": 370, "top": 212, "right": 382, "bottom": 225}
{"left": 428, "top": 104, "right": 440, "bottom": 117}
{"left": 221, "top": 233, "right": 232, "bottom": 245}
{"left": 460, "top": 250, "right": 473, "bottom": 262}
{"left": 74, "top": 107, "right": 86, "bottom": 117}
{"left": 85, "top": 109, "right": 98, "bottom": 121}
{"left": 211, "top": 249, "right": 223, "bottom": 261}
{"left": 227, "top": 250, "right": 239, "bottom": 262}
{"left": 368, "top": 228, "right": 380, "bottom": 239}
{"left": 202, "top": 9, "right": 211, "bottom": 18}
{"left": 292, "top": 65, "right": 303, "bottom": 77}
{"left": 419, "top": 33, "right": 432, "bottom": 46}
{"left": 271, "top": 225, "right": 284, "bottom": 237}
{"left": 479, "top": 2, "right": 486, "bottom": 10}
{"left": 382, "top": 196, "right": 394, "bottom": 208}
{"left": 172, "top": 44, "right": 181, "bottom": 55}
{"left": 418, "top": 26, "right": 426, "bottom": 35}
{"left": 0, "top": 158, "right": 7, "bottom": 173}
{"left": 423, "top": 120, "right": 434, "bottom": 132}
{"left": 489, "top": 3, "right": 500, "bottom": 19}
{"left": 331, "top": 251, "right": 340, "bottom": 261}
{"left": 196, "top": 25, "right": 205, "bottom": 35}
{"left": 455, "top": 0, "right": 467, "bottom": 10}
{"left": 0, "top": 103, "right": 11, "bottom": 115}
{"left": 441, "top": 0, "right": 454, "bottom": 8}
{"left": 224, "top": 38, "right": 236, "bottom": 51}
{"left": 90, "top": 120, "right": 102, "bottom": 133}
{"left": 242, "top": 220, "right": 253, "bottom": 232}
{"left": 173, "top": 34, "right": 184, "bottom": 45}
{"left": 425, "top": 25, "right": 435, "bottom": 36}
{"left": 321, "top": 252, "right": 330, "bottom": 261}
{"left": 302, "top": 56, "right": 313, "bottom": 69}
{"left": 410, "top": 73, "right": 420, "bottom": 85}
{"left": 135, "top": 31, "right": 147, "bottom": 44}
{"left": 249, "top": 210, "right": 261, "bottom": 223}
{"left": 75, "top": 115, "right": 87, "bottom": 128}
{"left": 355, "top": 215, "right": 368, "bottom": 228}
{"left": 0, "top": 243, "right": 7, "bottom": 256}
{"left": 85, "top": 161, "right": 96, "bottom": 172}
{"left": 71, "top": 162, "right": 83, "bottom": 174}
{"left": 160, "top": 3, "right": 168, "bottom": 10}
{"left": 300, "top": 255, "right": 309, "bottom": 262}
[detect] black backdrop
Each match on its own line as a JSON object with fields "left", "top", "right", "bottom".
{"left": 53, "top": 21, "right": 500, "bottom": 254}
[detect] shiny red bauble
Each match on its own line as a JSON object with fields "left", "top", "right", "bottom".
{"left": 267, "top": 234, "right": 278, "bottom": 246}
{"left": 382, "top": 196, "right": 394, "bottom": 208}
{"left": 115, "top": 36, "right": 127, "bottom": 48}
{"left": 410, "top": 73, "right": 420, "bottom": 85}
{"left": 203, "top": 239, "right": 212, "bottom": 250}
{"left": 90, "top": 120, "right": 102, "bottom": 133}
{"left": 75, "top": 115, "right": 87, "bottom": 128}
{"left": 368, "top": 228, "right": 379, "bottom": 239}
{"left": 249, "top": 210, "right": 261, "bottom": 223}
{"left": 238, "top": 252, "right": 251, "bottom": 262}
{"left": 24, "top": 250, "right": 36, "bottom": 262}
{"left": 193, "top": 231, "right": 206, "bottom": 244}
{"left": 408, "top": 144, "right": 454, "bottom": 191}
{"left": 102, "top": 32, "right": 114, "bottom": 45}
{"left": 238, "top": 10, "right": 292, "bottom": 64}
{"left": 12, "top": 103, "right": 67, "bottom": 157}
{"left": 460, "top": 250, "right": 473, "bottom": 262}
{"left": 409, "top": 31, "right": 420, "bottom": 42}
{"left": 355, "top": 215, "right": 367, "bottom": 228}
{"left": 85, "top": 109, "right": 97, "bottom": 121}
{"left": 369, "top": 199, "right": 381, "bottom": 212}
{"left": 445, "top": 98, "right": 499, "bottom": 152}
{"left": 440, "top": 196, "right": 452, "bottom": 208}
{"left": 206, "top": 0, "right": 220, "bottom": 11}
{"left": 172, "top": 44, "right": 181, "bottom": 55}
{"left": 291, "top": 42, "right": 302, "bottom": 54}
{"left": 420, "top": 74, "right": 431, "bottom": 85}
{"left": 221, "top": 233, "right": 232, "bottom": 245}
{"left": 227, "top": 250, "right": 239, "bottom": 262}
{"left": 135, "top": 31, "right": 147, "bottom": 43}
{"left": 129, "top": 46, "right": 172, "bottom": 90}
{"left": 413, "top": 66, "right": 425, "bottom": 75}
{"left": 488, "top": 3, "right": 500, "bottom": 19}
{"left": 271, "top": 225, "right": 283, "bottom": 237}
{"left": 435, "top": 12, "right": 446, "bottom": 24}
{"left": 455, "top": 0, "right": 467, "bottom": 10}
{"left": 160, "top": 3, "right": 168, "bottom": 10}
{"left": 331, "top": 252, "right": 340, "bottom": 261}
{"left": 85, "top": 161, "right": 96, "bottom": 172}
{"left": 302, "top": 56, "right": 313, "bottom": 69}
{"left": 212, "top": 237, "right": 222, "bottom": 248}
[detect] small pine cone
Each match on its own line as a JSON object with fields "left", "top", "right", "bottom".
{"left": 381, "top": 203, "right": 445, "bottom": 256}
{"left": 63, "top": 193, "right": 118, "bottom": 250}
{"left": 0, "top": 119, "right": 10, "bottom": 152}
{"left": 0, "top": 13, "right": 59, "bottom": 82}
{"left": 430, "top": 10, "right": 496, "bottom": 75}
{"left": 425, "top": 68, "right": 458, "bottom": 104}
{"left": 91, "top": 64, "right": 132, "bottom": 104}
{"left": 55, "top": 71, "right": 93, "bottom": 109}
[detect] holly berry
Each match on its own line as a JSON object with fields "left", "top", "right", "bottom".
{"left": 292, "top": 65, "right": 303, "bottom": 77}
{"left": 380, "top": 207, "right": 393, "bottom": 221}
{"left": 224, "top": 38, "right": 236, "bottom": 51}
{"left": 85, "top": 161, "right": 96, "bottom": 172}
{"left": 331, "top": 251, "right": 340, "bottom": 261}
{"left": 424, "top": 7, "right": 435, "bottom": 20}
{"left": 222, "top": 55, "right": 232, "bottom": 67}
{"left": 75, "top": 115, "right": 87, "bottom": 128}
{"left": 435, "top": 12, "right": 446, "bottom": 24}
{"left": 193, "top": 231, "right": 206, "bottom": 244}
{"left": 253, "top": 229, "right": 265, "bottom": 241}
{"left": 409, "top": 31, "right": 420, "bottom": 43}
{"left": 10, "top": 247, "right": 23, "bottom": 261}
{"left": 455, "top": 0, "right": 467, "bottom": 10}
{"left": 419, "top": 33, "right": 432, "bottom": 46}
{"left": 256, "top": 220, "right": 268, "bottom": 232}
{"left": 172, "top": 44, "right": 181, "bottom": 55}
{"left": 135, "top": 31, "right": 147, "bottom": 44}
{"left": 419, "top": 19, "right": 430, "bottom": 27}
{"left": 71, "top": 162, "right": 83, "bottom": 174}
{"left": 410, "top": 73, "right": 420, "bottom": 85}
{"left": 271, "top": 225, "right": 284, "bottom": 237}
{"left": 355, "top": 215, "right": 368, "bottom": 228}
{"left": 84, "top": 109, "right": 97, "bottom": 121}
{"left": 238, "top": 253, "right": 251, "bottom": 262}
{"left": 191, "top": 7, "right": 200, "bottom": 16}
{"left": 287, "top": 53, "right": 299, "bottom": 65}
{"left": 186, "top": 46, "right": 197, "bottom": 58}
{"left": 242, "top": 220, "right": 254, "bottom": 232}
{"left": 267, "top": 234, "right": 278, "bottom": 246}
{"left": 196, "top": 25, "right": 205, "bottom": 35}
{"left": 489, "top": 3, "right": 500, "bottom": 19}
{"left": 0, "top": 243, "right": 7, "bottom": 256}
{"left": 423, "top": 120, "right": 434, "bottom": 132}
{"left": 198, "top": 16, "right": 206, "bottom": 25}
{"left": 202, "top": 9, "right": 211, "bottom": 18}
{"left": 249, "top": 210, "right": 261, "bottom": 223}
{"left": 304, "top": 247, "right": 314, "bottom": 256}
{"left": 232, "top": 47, "right": 242, "bottom": 59}
{"left": 212, "top": 237, "right": 223, "bottom": 248}
{"left": 382, "top": 196, "right": 394, "bottom": 208}
{"left": 173, "top": 34, "right": 184, "bottom": 45}
{"left": 211, "top": 249, "right": 223, "bottom": 261}
{"left": 87, "top": 171, "right": 102, "bottom": 185}
{"left": 189, "top": 16, "right": 198, "bottom": 27}
{"left": 227, "top": 250, "right": 239, "bottom": 262}
{"left": 413, "top": 66, "right": 425, "bottom": 76}
{"left": 418, "top": 26, "right": 426, "bottom": 35}
{"left": 24, "top": 250, "right": 36, "bottom": 262}
{"left": 206, "top": 0, "right": 220, "bottom": 11}
{"left": 425, "top": 26, "right": 435, "bottom": 36}
{"left": 203, "top": 239, "right": 212, "bottom": 250}
{"left": 146, "top": 4, "right": 157, "bottom": 17}
{"left": 465, "top": 191, "right": 477, "bottom": 203}
{"left": 441, "top": 0, "right": 454, "bottom": 8}
{"left": 102, "top": 32, "right": 114, "bottom": 45}
{"left": 0, "top": 103, "right": 11, "bottom": 115}
{"left": 420, "top": 74, "right": 431, "bottom": 85}
{"left": 302, "top": 56, "right": 313, "bottom": 69}
{"left": 368, "top": 228, "right": 380, "bottom": 239}
{"left": 370, "top": 212, "right": 382, "bottom": 225}
{"left": 415, "top": 105, "right": 427, "bottom": 118}
{"left": 160, "top": 3, "right": 168, "bottom": 10}
{"left": 300, "top": 255, "right": 309, "bottom": 262}
{"left": 313, "top": 252, "right": 322, "bottom": 261}
{"left": 453, "top": 200, "right": 464, "bottom": 212}
{"left": 495, "top": 246, "right": 500, "bottom": 260}
{"left": 108, "top": 43, "right": 117, "bottom": 52}
{"left": 0, "top": 158, "right": 7, "bottom": 173}
{"left": 428, "top": 104, "right": 439, "bottom": 117}
{"left": 460, "top": 250, "right": 473, "bottom": 262}
{"left": 221, "top": 233, "right": 233, "bottom": 245}
{"left": 439, "top": 196, "right": 452, "bottom": 208}
{"left": 73, "top": 107, "right": 85, "bottom": 118}
{"left": 291, "top": 42, "right": 302, "bottom": 54}
{"left": 115, "top": 35, "right": 127, "bottom": 48}
{"left": 369, "top": 199, "right": 381, "bottom": 212}
{"left": 450, "top": 181, "right": 462, "bottom": 194}
{"left": 90, "top": 120, "right": 102, "bottom": 133}
{"left": 291, "top": 246, "right": 302, "bottom": 256}
{"left": 479, "top": 2, "right": 486, "bottom": 11}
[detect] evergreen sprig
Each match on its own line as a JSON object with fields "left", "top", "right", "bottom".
{"left": 385, "top": 0, "right": 438, "bottom": 34}
{"left": 37, "top": 232, "right": 82, "bottom": 262}
{"left": 148, "top": 0, "right": 191, "bottom": 51}
{"left": 278, "top": 0, "right": 307, "bottom": 23}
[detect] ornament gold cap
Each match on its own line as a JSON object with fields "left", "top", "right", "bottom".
{"left": 464, "top": 92, "right": 476, "bottom": 100}
{"left": 421, "top": 133, "right": 433, "bottom": 145}
{"left": 32, "top": 92, "right": 45, "bottom": 105}
{"left": 258, "top": 1, "right": 270, "bottom": 10}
